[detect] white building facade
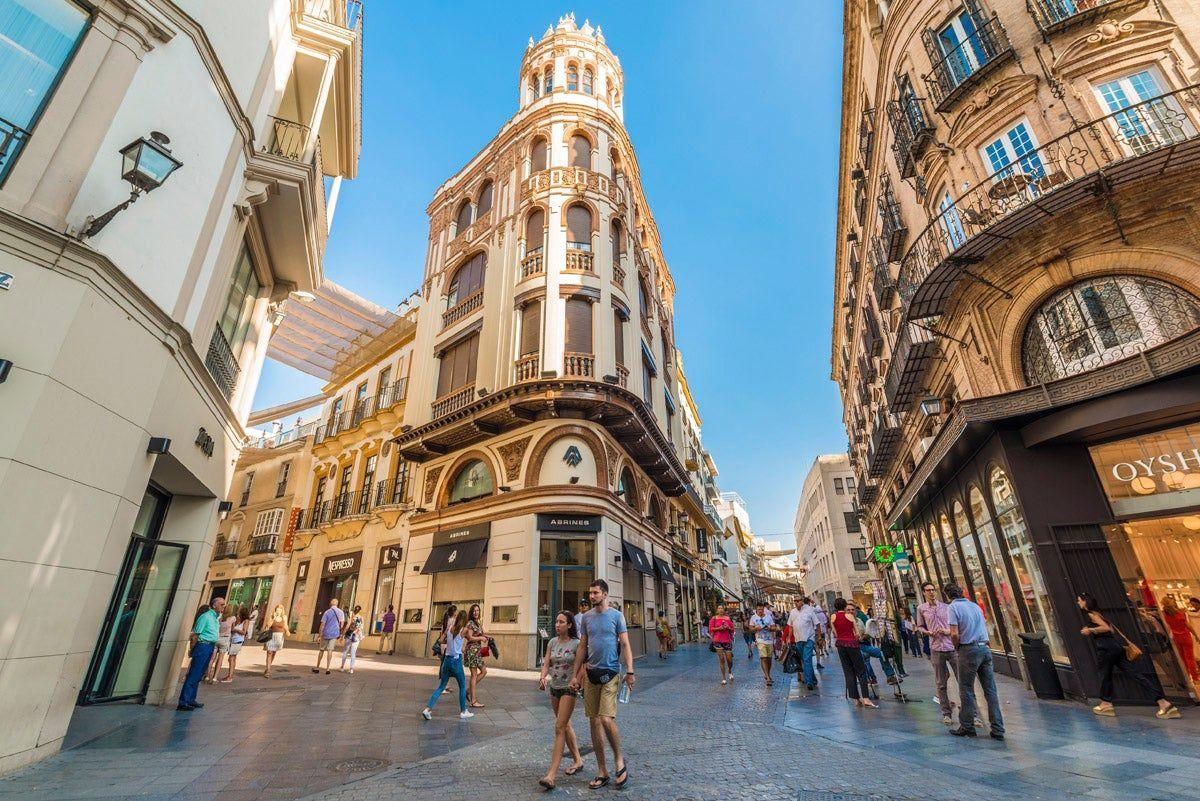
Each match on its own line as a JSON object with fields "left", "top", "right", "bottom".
{"left": 793, "top": 454, "right": 873, "bottom": 608}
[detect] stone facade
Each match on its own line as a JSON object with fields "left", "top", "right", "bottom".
{"left": 793, "top": 454, "right": 873, "bottom": 608}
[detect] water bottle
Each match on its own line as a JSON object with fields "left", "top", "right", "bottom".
{"left": 618, "top": 677, "right": 632, "bottom": 704}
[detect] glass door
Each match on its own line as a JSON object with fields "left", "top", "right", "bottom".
{"left": 80, "top": 488, "right": 187, "bottom": 704}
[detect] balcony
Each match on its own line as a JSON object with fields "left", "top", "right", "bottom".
{"left": 1027, "top": 0, "right": 1147, "bottom": 35}
{"left": 0, "top": 115, "right": 32, "bottom": 184}
{"left": 883, "top": 321, "right": 938, "bottom": 413}
{"left": 859, "top": 107, "right": 875, "bottom": 167}
{"left": 246, "top": 421, "right": 317, "bottom": 450}
{"left": 523, "top": 166, "right": 623, "bottom": 206}
{"left": 685, "top": 448, "right": 700, "bottom": 471}
{"left": 612, "top": 259, "right": 626, "bottom": 287}
{"left": 857, "top": 480, "right": 879, "bottom": 507}
{"left": 848, "top": 243, "right": 861, "bottom": 281}
{"left": 867, "top": 411, "right": 902, "bottom": 479}
{"left": 314, "top": 379, "right": 407, "bottom": 444}
{"left": 442, "top": 289, "right": 483, "bottom": 328}
{"left": 897, "top": 85, "right": 1200, "bottom": 321}
{"left": 853, "top": 176, "right": 868, "bottom": 224}
{"left": 515, "top": 355, "right": 540, "bottom": 382}
{"left": 616, "top": 363, "right": 629, "bottom": 388}
{"left": 877, "top": 183, "right": 907, "bottom": 262}
{"left": 520, "top": 250, "right": 544, "bottom": 280}
{"left": 432, "top": 384, "right": 476, "bottom": 419}
{"left": 239, "top": 487, "right": 251, "bottom": 507}
{"left": 299, "top": 0, "right": 362, "bottom": 29}
{"left": 565, "top": 248, "right": 594, "bottom": 273}
{"left": 564, "top": 352, "right": 595, "bottom": 378}
{"left": 248, "top": 534, "right": 279, "bottom": 555}
{"left": 298, "top": 476, "right": 409, "bottom": 531}
{"left": 924, "top": 13, "right": 1013, "bottom": 113}
{"left": 204, "top": 327, "right": 241, "bottom": 400}
{"left": 212, "top": 539, "right": 239, "bottom": 561}
{"left": 871, "top": 239, "right": 895, "bottom": 310}
{"left": 265, "top": 116, "right": 310, "bottom": 161}
{"left": 887, "top": 94, "right": 935, "bottom": 179}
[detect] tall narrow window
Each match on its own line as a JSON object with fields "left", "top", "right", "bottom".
{"left": 543, "top": 67, "right": 553, "bottom": 94}
{"left": 525, "top": 208, "right": 545, "bottom": 254}
{"left": 613, "top": 309, "right": 626, "bottom": 366}
{"left": 275, "top": 461, "right": 291, "bottom": 498}
{"left": 642, "top": 356, "right": 654, "bottom": 400}
{"left": 1095, "top": 70, "right": 1191, "bottom": 154}
{"left": 0, "top": 0, "right": 90, "bottom": 184}
{"left": 567, "top": 64, "right": 579, "bottom": 91}
{"left": 454, "top": 200, "right": 473, "bottom": 233}
{"left": 982, "top": 121, "right": 1045, "bottom": 187}
{"left": 938, "top": 190, "right": 966, "bottom": 250}
{"left": 638, "top": 278, "right": 650, "bottom": 320}
{"left": 217, "top": 247, "right": 261, "bottom": 355}
{"left": 566, "top": 204, "right": 592, "bottom": 251}
{"left": 436, "top": 333, "right": 480, "bottom": 398}
{"left": 447, "top": 252, "right": 486, "bottom": 307}
{"left": 583, "top": 67, "right": 594, "bottom": 95}
{"left": 520, "top": 300, "right": 541, "bottom": 357}
{"left": 359, "top": 454, "right": 377, "bottom": 513}
{"left": 377, "top": 366, "right": 392, "bottom": 398}
{"left": 610, "top": 220, "right": 624, "bottom": 263}
{"left": 834, "top": 478, "right": 845, "bottom": 495}
{"left": 475, "top": 180, "right": 493, "bottom": 218}
{"left": 570, "top": 134, "right": 590, "bottom": 169}
{"left": 529, "top": 76, "right": 539, "bottom": 101}
{"left": 935, "top": 10, "right": 986, "bottom": 88}
{"left": 565, "top": 297, "right": 593, "bottom": 354}
{"left": 530, "top": 138, "right": 548, "bottom": 172}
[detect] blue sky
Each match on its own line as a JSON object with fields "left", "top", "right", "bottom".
{"left": 253, "top": 1, "right": 847, "bottom": 544}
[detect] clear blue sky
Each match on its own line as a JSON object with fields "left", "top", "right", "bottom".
{"left": 253, "top": 2, "right": 847, "bottom": 544}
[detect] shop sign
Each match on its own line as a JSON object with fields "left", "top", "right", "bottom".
{"left": 380, "top": 544, "right": 403, "bottom": 568}
{"left": 432, "top": 522, "right": 491, "bottom": 548}
{"left": 1089, "top": 422, "right": 1200, "bottom": 515}
{"left": 893, "top": 554, "right": 911, "bottom": 574}
{"left": 537, "top": 513, "right": 601, "bottom": 533}
{"left": 296, "top": 561, "right": 309, "bottom": 581}
{"left": 322, "top": 551, "right": 361, "bottom": 578}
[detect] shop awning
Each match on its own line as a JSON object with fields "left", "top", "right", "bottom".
{"left": 421, "top": 538, "right": 488, "bottom": 574}
{"left": 621, "top": 541, "right": 654, "bottom": 575}
{"left": 749, "top": 572, "right": 803, "bottom": 597}
{"left": 652, "top": 556, "right": 676, "bottom": 584}
{"left": 706, "top": 571, "right": 742, "bottom": 602}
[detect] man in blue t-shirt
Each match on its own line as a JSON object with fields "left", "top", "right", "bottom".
{"left": 945, "top": 582, "right": 1004, "bottom": 740}
{"left": 570, "top": 579, "right": 634, "bottom": 790}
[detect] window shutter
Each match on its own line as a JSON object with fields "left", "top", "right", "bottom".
{"left": 565, "top": 298, "right": 593, "bottom": 353}
{"left": 567, "top": 205, "right": 591, "bottom": 243}
{"left": 570, "top": 135, "right": 590, "bottom": 168}
{"left": 525, "top": 209, "right": 544, "bottom": 249}
{"left": 464, "top": 333, "right": 479, "bottom": 386}
{"left": 520, "top": 301, "right": 541, "bottom": 356}
{"left": 437, "top": 346, "right": 455, "bottom": 397}
{"left": 456, "top": 201, "right": 473, "bottom": 231}
{"left": 476, "top": 181, "right": 493, "bottom": 216}
{"left": 613, "top": 309, "right": 625, "bottom": 365}
{"left": 531, "top": 139, "right": 548, "bottom": 171}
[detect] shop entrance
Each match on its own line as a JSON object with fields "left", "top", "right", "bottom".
{"left": 537, "top": 537, "right": 595, "bottom": 637}
{"left": 311, "top": 551, "right": 362, "bottom": 634}
{"left": 227, "top": 576, "right": 273, "bottom": 626}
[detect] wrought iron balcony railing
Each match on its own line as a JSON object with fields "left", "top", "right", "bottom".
{"left": 924, "top": 13, "right": 1013, "bottom": 112}
{"left": 1026, "top": 0, "right": 1146, "bottom": 35}
{"left": 884, "top": 321, "right": 938, "bottom": 413}
{"left": 314, "top": 380, "right": 408, "bottom": 443}
{"left": 205, "top": 327, "right": 241, "bottom": 400}
{"left": 867, "top": 411, "right": 902, "bottom": 479}
{"left": 299, "top": 0, "right": 362, "bottom": 29}
{"left": 248, "top": 534, "right": 279, "bottom": 555}
{"left": 878, "top": 182, "right": 907, "bottom": 262}
{"left": 887, "top": 94, "right": 935, "bottom": 179}
{"left": 264, "top": 116, "right": 310, "bottom": 161}
{"left": 859, "top": 107, "right": 875, "bottom": 167}
{"left": 871, "top": 238, "right": 895, "bottom": 310}
{"left": 298, "top": 477, "right": 410, "bottom": 530}
{"left": 213, "top": 539, "right": 239, "bottom": 560}
{"left": 897, "top": 84, "right": 1200, "bottom": 321}
{"left": 0, "top": 115, "right": 32, "bottom": 184}
{"left": 246, "top": 421, "right": 317, "bottom": 450}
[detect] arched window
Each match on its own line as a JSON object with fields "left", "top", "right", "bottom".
{"left": 447, "top": 252, "right": 486, "bottom": 307}
{"left": 543, "top": 67, "right": 553, "bottom": 94}
{"left": 525, "top": 208, "right": 545, "bottom": 254}
{"left": 569, "top": 134, "right": 591, "bottom": 169}
{"left": 926, "top": 524, "right": 947, "bottom": 586}
{"left": 566, "top": 204, "right": 592, "bottom": 250}
{"left": 476, "top": 180, "right": 493, "bottom": 218}
{"left": 1023, "top": 275, "right": 1200, "bottom": 383}
{"left": 938, "top": 513, "right": 958, "bottom": 583}
{"left": 952, "top": 500, "right": 1001, "bottom": 646}
{"left": 638, "top": 277, "right": 650, "bottom": 319}
{"left": 529, "top": 76, "right": 539, "bottom": 101}
{"left": 610, "top": 220, "right": 624, "bottom": 263}
{"left": 530, "top": 137, "right": 548, "bottom": 172}
{"left": 968, "top": 485, "right": 1025, "bottom": 646}
{"left": 609, "top": 148, "right": 621, "bottom": 180}
{"left": 454, "top": 199, "right": 472, "bottom": 233}
{"left": 648, "top": 495, "right": 663, "bottom": 529}
{"left": 567, "top": 63, "right": 579, "bottom": 91}
{"left": 618, "top": 467, "right": 637, "bottom": 508}
{"left": 989, "top": 467, "right": 1066, "bottom": 660}
{"left": 448, "top": 459, "right": 494, "bottom": 504}
{"left": 583, "top": 67, "right": 594, "bottom": 95}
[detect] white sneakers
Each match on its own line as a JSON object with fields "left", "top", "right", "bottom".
{"left": 460, "top": 710, "right": 474, "bottom": 719}
{"left": 721, "top": 679, "right": 727, "bottom": 685}
{"left": 421, "top": 708, "right": 432, "bottom": 720}
{"left": 423, "top": 708, "right": 474, "bottom": 720}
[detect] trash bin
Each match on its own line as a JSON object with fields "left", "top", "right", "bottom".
{"left": 1019, "top": 632, "right": 1063, "bottom": 699}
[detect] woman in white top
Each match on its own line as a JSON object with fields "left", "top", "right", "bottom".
{"left": 220, "top": 608, "right": 249, "bottom": 682}
{"left": 537, "top": 611, "right": 584, "bottom": 790}
{"left": 206, "top": 606, "right": 238, "bottom": 683}
{"left": 340, "top": 604, "right": 365, "bottom": 674}
{"left": 421, "top": 610, "right": 472, "bottom": 720}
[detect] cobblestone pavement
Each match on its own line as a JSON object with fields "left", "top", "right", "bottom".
{"left": 2, "top": 642, "right": 1199, "bottom": 801}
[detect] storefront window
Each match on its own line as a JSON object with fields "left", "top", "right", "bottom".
{"left": 431, "top": 600, "right": 481, "bottom": 630}
{"left": 448, "top": 459, "right": 494, "bottom": 504}
{"left": 969, "top": 486, "right": 1025, "bottom": 649}
{"left": 539, "top": 538, "right": 594, "bottom": 566}
{"left": 371, "top": 565, "right": 395, "bottom": 633}
{"left": 1089, "top": 421, "right": 1200, "bottom": 517}
{"left": 953, "top": 501, "right": 1001, "bottom": 648}
{"left": 925, "top": 524, "right": 947, "bottom": 586}
{"left": 989, "top": 467, "right": 1066, "bottom": 660}
{"left": 939, "top": 514, "right": 960, "bottom": 585}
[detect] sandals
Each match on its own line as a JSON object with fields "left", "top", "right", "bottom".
{"left": 538, "top": 779, "right": 556, "bottom": 791}
{"left": 1093, "top": 704, "right": 1116, "bottom": 717}
{"left": 469, "top": 702, "right": 485, "bottom": 709}
{"left": 614, "top": 763, "right": 629, "bottom": 789}
{"left": 588, "top": 776, "right": 609, "bottom": 789}
{"left": 565, "top": 763, "right": 584, "bottom": 776}
{"left": 1157, "top": 705, "right": 1181, "bottom": 719}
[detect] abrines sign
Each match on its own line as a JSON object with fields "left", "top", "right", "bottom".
{"left": 537, "top": 513, "right": 601, "bottom": 533}
{"left": 433, "top": 522, "right": 491, "bottom": 548}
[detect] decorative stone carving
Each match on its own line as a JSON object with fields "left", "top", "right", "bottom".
{"left": 1087, "top": 19, "right": 1135, "bottom": 44}
{"left": 422, "top": 465, "right": 444, "bottom": 505}
{"left": 497, "top": 435, "right": 533, "bottom": 481}
{"left": 603, "top": 440, "right": 619, "bottom": 486}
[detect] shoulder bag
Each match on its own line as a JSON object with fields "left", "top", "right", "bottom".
{"left": 1101, "top": 614, "right": 1143, "bottom": 663}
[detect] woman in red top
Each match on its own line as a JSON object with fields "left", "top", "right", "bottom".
{"left": 832, "top": 598, "right": 876, "bottom": 708}
{"left": 709, "top": 604, "right": 736, "bottom": 685}
{"left": 1163, "top": 596, "right": 1200, "bottom": 683}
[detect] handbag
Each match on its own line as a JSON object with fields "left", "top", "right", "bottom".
{"left": 479, "top": 644, "right": 491, "bottom": 658}
{"left": 432, "top": 640, "right": 443, "bottom": 657}
{"left": 1104, "top": 615, "right": 1144, "bottom": 662}
{"left": 256, "top": 629, "right": 272, "bottom": 644}
{"left": 488, "top": 636, "right": 499, "bottom": 659}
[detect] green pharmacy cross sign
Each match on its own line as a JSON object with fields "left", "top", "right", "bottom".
{"left": 872, "top": 544, "right": 905, "bottom": 565}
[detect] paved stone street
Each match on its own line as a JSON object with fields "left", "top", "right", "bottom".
{"left": 2, "top": 643, "right": 1199, "bottom": 801}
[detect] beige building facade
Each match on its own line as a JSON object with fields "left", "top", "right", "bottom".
{"left": 0, "top": 0, "right": 359, "bottom": 772}
{"left": 834, "top": 0, "right": 1200, "bottom": 702}
{"left": 793, "top": 453, "right": 873, "bottom": 609}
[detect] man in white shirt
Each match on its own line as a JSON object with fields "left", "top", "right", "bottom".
{"left": 748, "top": 601, "right": 777, "bottom": 686}
{"left": 787, "top": 596, "right": 821, "bottom": 690}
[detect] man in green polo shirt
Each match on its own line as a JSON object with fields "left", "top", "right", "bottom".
{"left": 179, "top": 596, "right": 225, "bottom": 711}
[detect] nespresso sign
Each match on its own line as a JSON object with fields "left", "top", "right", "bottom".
{"left": 322, "top": 551, "right": 361, "bottom": 578}
{"left": 1090, "top": 422, "right": 1200, "bottom": 515}
{"left": 432, "top": 522, "right": 491, "bottom": 548}
{"left": 537, "top": 513, "right": 601, "bottom": 533}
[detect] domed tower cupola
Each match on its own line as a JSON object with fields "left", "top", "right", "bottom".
{"left": 519, "top": 13, "right": 624, "bottom": 122}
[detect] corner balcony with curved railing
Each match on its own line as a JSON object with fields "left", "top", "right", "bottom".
{"left": 313, "top": 379, "right": 408, "bottom": 448}
{"left": 1026, "top": 0, "right": 1149, "bottom": 36}
{"left": 563, "top": 352, "right": 595, "bottom": 378}
{"left": 897, "top": 85, "right": 1200, "bottom": 324}
{"left": 924, "top": 14, "right": 1013, "bottom": 113}
{"left": 520, "top": 248, "right": 545, "bottom": 280}
{"left": 515, "top": 354, "right": 540, "bottom": 382}
{"left": 565, "top": 246, "right": 595, "bottom": 273}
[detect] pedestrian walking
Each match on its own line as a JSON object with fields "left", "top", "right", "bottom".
{"left": 1162, "top": 595, "right": 1200, "bottom": 685}
{"left": 178, "top": 596, "right": 224, "bottom": 711}
{"left": 849, "top": 602, "right": 898, "bottom": 691}
{"left": 537, "top": 611, "right": 585, "bottom": 790}
{"left": 749, "top": 601, "right": 777, "bottom": 686}
{"left": 900, "top": 609, "right": 919, "bottom": 656}
{"left": 206, "top": 603, "right": 237, "bottom": 683}
{"left": 709, "top": 603, "right": 735, "bottom": 684}
{"left": 377, "top": 604, "right": 396, "bottom": 655}
{"left": 741, "top": 612, "right": 756, "bottom": 660}
{"left": 220, "top": 607, "right": 248, "bottom": 682}
{"left": 831, "top": 598, "right": 875, "bottom": 708}
{"left": 263, "top": 603, "right": 287, "bottom": 677}
{"left": 574, "top": 596, "right": 589, "bottom": 638}
{"left": 1078, "top": 593, "right": 1180, "bottom": 719}
{"left": 787, "top": 596, "right": 820, "bottom": 691}
{"left": 313, "top": 598, "right": 345, "bottom": 675}
{"left": 814, "top": 604, "right": 829, "bottom": 670}
{"left": 436, "top": 605, "right": 458, "bottom": 695}
{"left": 569, "top": 579, "right": 634, "bottom": 790}
{"left": 421, "top": 609, "right": 472, "bottom": 719}
{"left": 655, "top": 611, "right": 671, "bottom": 659}
{"left": 340, "top": 604, "right": 364, "bottom": 674}
{"left": 945, "top": 582, "right": 1004, "bottom": 740}
{"left": 915, "top": 582, "right": 957, "bottom": 724}
{"left": 464, "top": 603, "right": 490, "bottom": 708}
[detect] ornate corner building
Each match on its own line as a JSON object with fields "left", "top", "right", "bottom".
{"left": 278, "top": 15, "right": 734, "bottom": 668}
{"left": 834, "top": 0, "right": 1200, "bottom": 704}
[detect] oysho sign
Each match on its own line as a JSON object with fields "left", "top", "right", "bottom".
{"left": 1106, "top": 448, "right": 1200, "bottom": 482}
{"left": 1089, "top": 422, "right": 1200, "bottom": 515}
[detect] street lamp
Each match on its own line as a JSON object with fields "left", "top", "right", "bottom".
{"left": 918, "top": 396, "right": 943, "bottom": 417}
{"left": 81, "top": 132, "right": 183, "bottom": 238}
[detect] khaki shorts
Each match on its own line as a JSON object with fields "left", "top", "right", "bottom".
{"left": 319, "top": 637, "right": 338, "bottom": 651}
{"left": 584, "top": 674, "right": 620, "bottom": 719}
{"left": 756, "top": 642, "right": 774, "bottom": 659}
